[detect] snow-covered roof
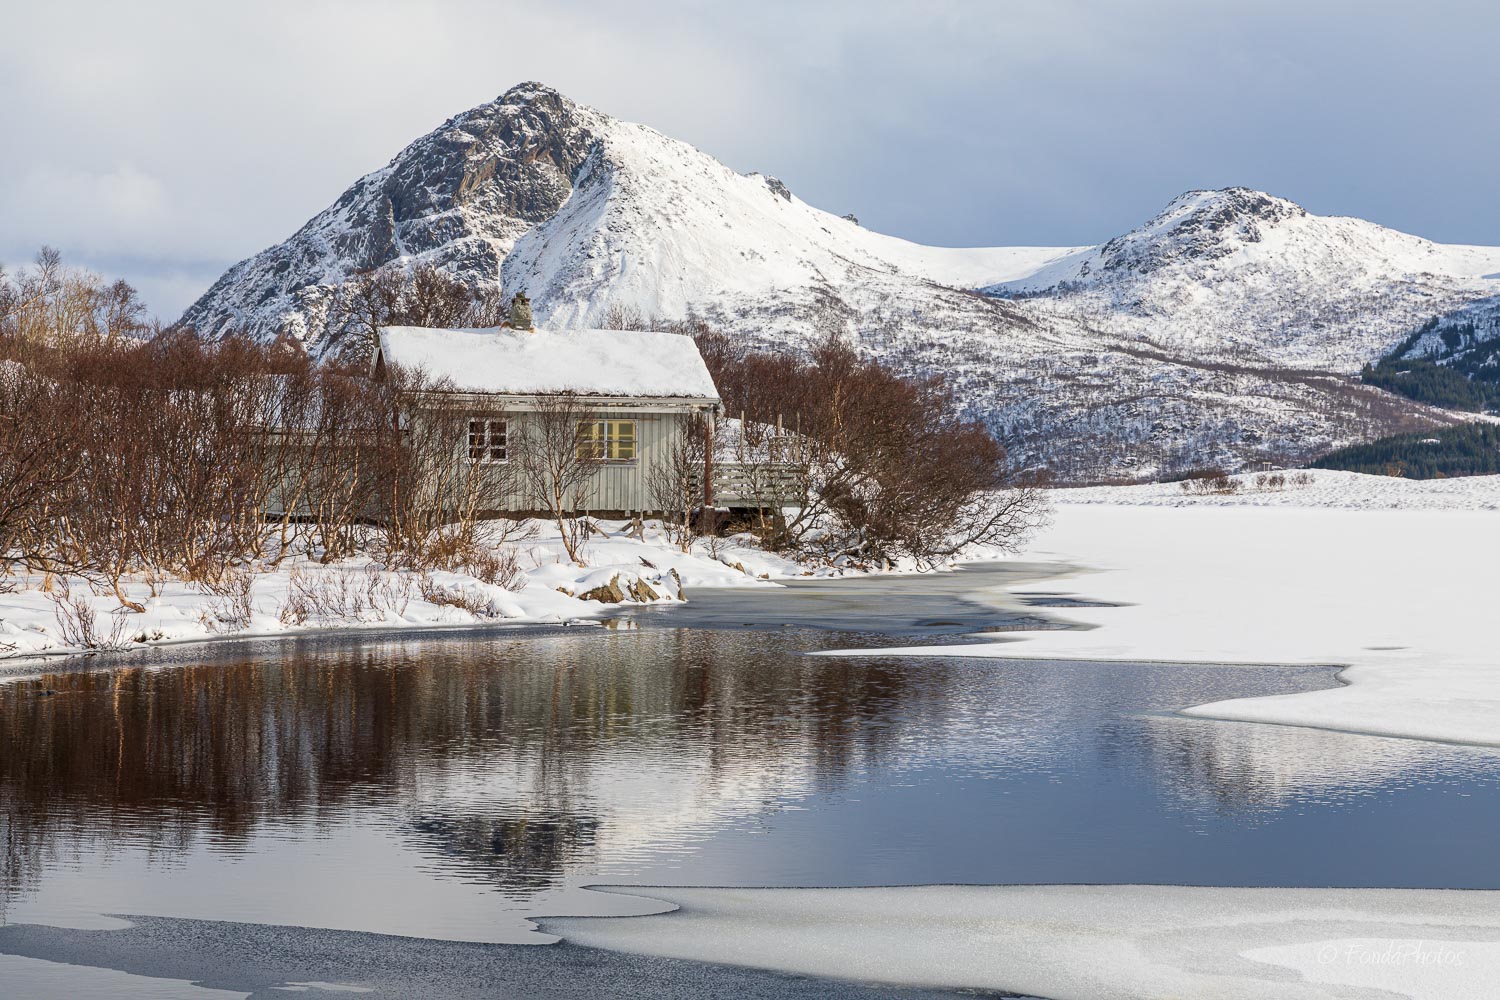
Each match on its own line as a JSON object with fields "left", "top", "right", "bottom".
{"left": 376, "top": 326, "right": 720, "bottom": 400}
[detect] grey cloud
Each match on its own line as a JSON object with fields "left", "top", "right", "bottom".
{"left": 2, "top": 0, "right": 1495, "bottom": 320}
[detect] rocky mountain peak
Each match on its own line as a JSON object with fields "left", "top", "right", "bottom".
{"left": 178, "top": 83, "right": 606, "bottom": 351}
{"left": 1092, "top": 187, "right": 1308, "bottom": 277}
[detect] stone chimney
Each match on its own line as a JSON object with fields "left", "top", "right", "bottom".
{"left": 508, "top": 292, "right": 535, "bottom": 332}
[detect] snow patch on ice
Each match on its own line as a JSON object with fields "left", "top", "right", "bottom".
{"left": 544, "top": 884, "right": 1500, "bottom": 999}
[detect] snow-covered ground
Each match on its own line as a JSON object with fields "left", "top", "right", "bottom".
{"left": 0, "top": 519, "right": 845, "bottom": 666}
{"left": 829, "top": 469, "right": 1500, "bottom": 746}
{"left": 1055, "top": 467, "right": 1500, "bottom": 510}
{"left": 546, "top": 884, "right": 1500, "bottom": 1000}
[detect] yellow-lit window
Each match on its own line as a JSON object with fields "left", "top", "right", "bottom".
{"left": 577, "top": 420, "right": 636, "bottom": 461}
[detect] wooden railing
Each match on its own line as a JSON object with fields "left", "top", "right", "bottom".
{"left": 692, "top": 462, "right": 804, "bottom": 508}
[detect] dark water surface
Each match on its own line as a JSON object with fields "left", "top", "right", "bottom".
{"left": 2, "top": 565, "right": 1500, "bottom": 995}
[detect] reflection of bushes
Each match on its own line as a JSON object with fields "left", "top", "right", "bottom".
{"left": 0, "top": 631, "right": 926, "bottom": 904}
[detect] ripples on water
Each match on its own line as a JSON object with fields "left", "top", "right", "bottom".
{"left": 2, "top": 621, "right": 1499, "bottom": 941}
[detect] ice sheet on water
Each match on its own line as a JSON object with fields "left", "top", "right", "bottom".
{"left": 544, "top": 884, "right": 1500, "bottom": 1000}
{"left": 824, "top": 495, "right": 1500, "bottom": 747}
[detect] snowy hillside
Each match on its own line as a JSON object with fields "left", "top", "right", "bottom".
{"left": 503, "top": 118, "right": 1081, "bottom": 327}
{"left": 179, "top": 83, "right": 1500, "bottom": 482}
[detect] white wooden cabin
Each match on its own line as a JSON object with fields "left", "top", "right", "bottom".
{"left": 373, "top": 325, "right": 721, "bottom": 517}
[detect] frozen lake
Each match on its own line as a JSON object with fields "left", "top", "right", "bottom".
{"left": 2, "top": 563, "right": 1499, "bottom": 996}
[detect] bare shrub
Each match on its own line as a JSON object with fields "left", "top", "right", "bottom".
{"left": 370, "top": 366, "right": 517, "bottom": 571}
{"left": 513, "top": 392, "right": 601, "bottom": 563}
{"left": 276, "top": 574, "right": 312, "bottom": 626}
{"left": 0, "top": 247, "right": 149, "bottom": 349}
{"left": 193, "top": 565, "right": 257, "bottom": 632}
{"left": 279, "top": 564, "right": 411, "bottom": 625}
{"left": 1291, "top": 471, "right": 1316, "bottom": 487}
{"left": 418, "top": 575, "right": 503, "bottom": 618}
{"left": 1253, "top": 472, "right": 1287, "bottom": 492}
{"left": 47, "top": 580, "right": 130, "bottom": 651}
{"left": 0, "top": 355, "right": 87, "bottom": 578}
{"left": 325, "top": 262, "right": 507, "bottom": 358}
{"left": 693, "top": 328, "right": 1048, "bottom": 561}
{"left": 600, "top": 303, "right": 652, "bottom": 331}
{"left": 365, "top": 564, "right": 414, "bottom": 618}
{"left": 1178, "top": 469, "right": 1243, "bottom": 495}
{"left": 648, "top": 416, "right": 709, "bottom": 552}
{"left": 461, "top": 547, "right": 528, "bottom": 592}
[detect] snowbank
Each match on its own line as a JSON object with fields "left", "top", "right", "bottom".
{"left": 0, "top": 516, "right": 994, "bottom": 666}
{"left": 0, "top": 520, "right": 782, "bottom": 666}
{"left": 545, "top": 884, "right": 1500, "bottom": 999}
{"left": 825, "top": 473, "right": 1500, "bottom": 746}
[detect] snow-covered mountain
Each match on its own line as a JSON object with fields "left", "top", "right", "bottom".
{"left": 987, "top": 187, "right": 1500, "bottom": 372}
{"left": 179, "top": 83, "right": 1500, "bottom": 482}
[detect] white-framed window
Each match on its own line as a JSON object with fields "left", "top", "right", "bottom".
{"left": 468, "top": 417, "right": 507, "bottom": 462}
{"left": 576, "top": 419, "right": 637, "bottom": 461}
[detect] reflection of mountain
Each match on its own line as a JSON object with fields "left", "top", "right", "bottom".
{"left": 411, "top": 813, "right": 602, "bottom": 898}
{"left": 0, "top": 630, "right": 924, "bottom": 907}
{"left": 1131, "top": 704, "right": 1446, "bottom": 820}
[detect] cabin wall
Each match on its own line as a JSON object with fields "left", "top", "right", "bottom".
{"left": 439, "top": 404, "right": 707, "bottom": 516}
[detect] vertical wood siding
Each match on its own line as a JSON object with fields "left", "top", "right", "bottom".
{"left": 448, "top": 405, "right": 706, "bottom": 515}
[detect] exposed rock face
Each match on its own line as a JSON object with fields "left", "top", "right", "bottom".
{"left": 571, "top": 570, "right": 676, "bottom": 604}
{"left": 178, "top": 83, "right": 605, "bottom": 355}
{"left": 1089, "top": 188, "right": 1309, "bottom": 278}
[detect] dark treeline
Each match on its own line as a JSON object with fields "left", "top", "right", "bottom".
{"left": 1312, "top": 423, "right": 1500, "bottom": 479}
{"left": 1361, "top": 358, "right": 1500, "bottom": 413}
{"left": 1362, "top": 319, "right": 1500, "bottom": 413}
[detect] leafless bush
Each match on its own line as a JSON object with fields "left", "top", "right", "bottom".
{"left": 371, "top": 366, "right": 517, "bottom": 571}
{"left": 695, "top": 328, "right": 1048, "bottom": 560}
{"left": 418, "top": 575, "right": 503, "bottom": 617}
{"left": 0, "top": 247, "right": 149, "bottom": 348}
{"left": 193, "top": 565, "right": 257, "bottom": 632}
{"left": 279, "top": 564, "right": 412, "bottom": 625}
{"left": 1178, "top": 469, "right": 1243, "bottom": 495}
{"left": 461, "top": 547, "right": 528, "bottom": 592}
{"left": 367, "top": 565, "right": 414, "bottom": 617}
{"left": 47, "top": 580, "right": 130, "bottom": 651}
{"left": 1253, "top": 472, "right": 1288, "bottom": 492}
{"left": 325, "top": 261, "right": 507, "bottom": 357}
{"left": 513, "top": 392, "right": 601, "bottom": 563}
{"left": 600, "top": 303, "right": 653, "bottom": 331}
{"left": 647, "top": 417, "right": 708, "bottom": 552}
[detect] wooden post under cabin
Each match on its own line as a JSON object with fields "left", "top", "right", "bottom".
{"left": 703, "top": 414, "right": 714, "bottom": 509}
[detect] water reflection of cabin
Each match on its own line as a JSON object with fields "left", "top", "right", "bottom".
{"left": 372, "top": 324, "right": 791, "bottom": 518}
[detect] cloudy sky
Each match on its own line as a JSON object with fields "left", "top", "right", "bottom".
{"left": 3, "top": 0, "right": 1495, "bottom": 320}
